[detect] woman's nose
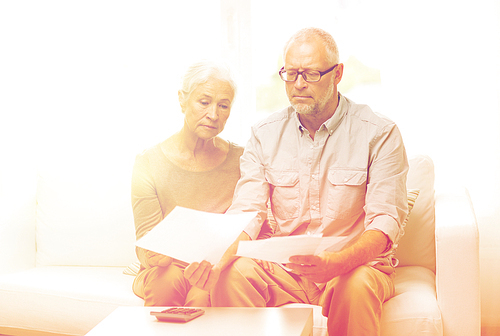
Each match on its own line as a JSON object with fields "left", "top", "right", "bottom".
{"left": 207, "top": 104, "right": 219, "bottom": 120}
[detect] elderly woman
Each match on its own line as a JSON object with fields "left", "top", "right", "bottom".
{"left": 131, "top": 60, "right": 243, "bottom": 307}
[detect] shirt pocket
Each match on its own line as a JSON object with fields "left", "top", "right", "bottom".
{"left": 265, "top": 170, "right": 300, "bottom": 220}
{"left": 326, "top": 169, "right": 367, "bottom": 220}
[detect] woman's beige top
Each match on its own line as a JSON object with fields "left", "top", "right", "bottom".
{"left": 131, "top": 141, "right": 244, "bottom": 268}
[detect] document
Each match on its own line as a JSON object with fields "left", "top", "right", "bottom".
{"left": 135, "top": 206, "right": 257, "bottom": 264}
{"left": 236, "top": 235, "right": 351, "bottom": 264}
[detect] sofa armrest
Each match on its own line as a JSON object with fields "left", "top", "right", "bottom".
{"left": 435, "top": 187, "right": 480, "bottom": 336}
{"left": 0, "top": 168, "right": 37, "bottom": 275}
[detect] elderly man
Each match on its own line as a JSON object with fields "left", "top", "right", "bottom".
{"left": 208, "top": 27, "right": 408, "bottom": 336}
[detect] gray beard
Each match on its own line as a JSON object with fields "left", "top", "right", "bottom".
{"left": 292, "top": 102, "right": 318, "bottom": 115}
{"left": 290, "top": 79, "right": 336, "bottom": 116}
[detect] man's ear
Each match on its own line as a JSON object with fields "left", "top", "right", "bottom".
{"left": 334, "top": 63, "right": 344, "bottom": 85}
{"left": 178, "top": 90, "right": 185, "bottom": 113}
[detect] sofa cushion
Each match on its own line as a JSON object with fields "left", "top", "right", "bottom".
{"left": 35, "top": 158, "right": 138, "bottom": 267}
{"left": 285, "top": 266, "right": 442, "bottom": 336}
{"left": 381, "top": 266, "right": 443, "bottom": 335}
{"left": 0, "top": 266, "right": 143, "bottom": 335}
{"left": 396, "top": 155, "right": 436, "bottom": 272}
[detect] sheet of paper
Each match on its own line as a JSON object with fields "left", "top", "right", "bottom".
{"left": 135, "top": 206, "right": 257, "bottom": 264}
{"left": 236, "top": 235, "right": 351, "bottom": 264}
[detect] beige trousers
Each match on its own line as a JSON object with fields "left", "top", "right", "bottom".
{"left": 133, "top": 263, "right": 210, "bottom": 307}
{"left": 211, "top": 257, "right": 394, "bottom": 336}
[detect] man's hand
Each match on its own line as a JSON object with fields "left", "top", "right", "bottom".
{"left": 184, "top": 261, "right": 221, "bottom": 291}
{"left": 146, "top": 251, "right": 173, "bottom": 267}
{"left": 286, "top": 251, "right": 342, "bottom": 283}
{"left": 286, "top": 230, "right": 390, "bottom": 283}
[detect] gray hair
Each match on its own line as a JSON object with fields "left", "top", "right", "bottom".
{"left": 283, "top": 27, "right": 340, "bottom": 65}
{"left": 179, "top": 60, "right": 237, "bottom": 104}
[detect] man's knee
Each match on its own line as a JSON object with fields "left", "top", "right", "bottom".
{"left": 218, "top": 257, "right": 258, "bottom": 283}
{"left": 211, "top": 257, "right": 265, "bottom": 307}
{"left": 321, "top": 266, "right": 379, "bottom": 312}
{"left": 322, "top": 266, "right": 393, "bottom": 314}
{"left": 335, "top": 266, "right": 377, "bottom": 297}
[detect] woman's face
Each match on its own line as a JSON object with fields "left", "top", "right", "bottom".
{"left": 180, "top": 78, "right": 234, "bottom": 140}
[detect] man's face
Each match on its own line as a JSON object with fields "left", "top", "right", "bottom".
{"left": 284, "top": 37, "right": 340, "bottom": 115}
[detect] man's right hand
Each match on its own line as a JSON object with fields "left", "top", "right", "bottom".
{"left": 146, "top": 251, "right": 173, "bottom": 267}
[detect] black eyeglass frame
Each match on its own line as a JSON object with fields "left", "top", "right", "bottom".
{"left": 279, "top": 64, "right": 338, "bottom": 83}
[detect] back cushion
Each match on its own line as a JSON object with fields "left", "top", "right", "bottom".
{"left": 36, "top": 155, "right": 137, "bottom": 267}
{"left": 396, "top": 155, "right": 436, "bottom": 272}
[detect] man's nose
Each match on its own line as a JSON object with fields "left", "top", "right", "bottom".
{"left": 294, "top": 73, "right": 308, "bottom": 89}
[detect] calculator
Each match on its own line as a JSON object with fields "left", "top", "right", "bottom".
{"left": 150, "top": 307, "right": 205, "bottom": 323}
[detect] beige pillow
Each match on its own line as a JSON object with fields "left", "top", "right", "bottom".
{"left": 402, "top": 189, "right": 420, "bottom": 235}
{"left": 123, "top": 261, "right": 141, "bottom": 276}
{"left": 396, "top": 155, "right": 436, "bottom": 272}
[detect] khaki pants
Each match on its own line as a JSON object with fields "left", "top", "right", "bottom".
{"left": 133, "top": 263, "right": 210, "bottom": 307}
{"left": 211, "top": 257, "right": 394, "bottom": 336}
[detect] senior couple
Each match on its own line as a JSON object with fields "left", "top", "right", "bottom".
{"left": 131, "top": 27, "right": 408, "bottom": 336}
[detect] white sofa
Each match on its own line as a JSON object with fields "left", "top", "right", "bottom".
{"left": 0, "top": 154, "right": 480, "bottom": 336}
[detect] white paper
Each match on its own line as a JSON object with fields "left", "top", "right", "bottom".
{"left": 236, "top": 235, "right": 351, "bottom": 264}
{"left": 135, "top": 206, "right": 257, "bottom": 264}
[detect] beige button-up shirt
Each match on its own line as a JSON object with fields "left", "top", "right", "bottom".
{"left": 230, "top": 94, "right": 408, "bottom": 259}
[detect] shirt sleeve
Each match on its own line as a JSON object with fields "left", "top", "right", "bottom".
{"left": 227, "top": 126, "right": 270, "bottom": 240}
{"left": 364, "top": 123, "right": 409, "bottom": 246}
{"left": 131, "top": 153, "right": 164, "bottom": 268}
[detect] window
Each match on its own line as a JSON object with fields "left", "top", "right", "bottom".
{"left": 220, "top": 0, "right": 386, "bottom": 144}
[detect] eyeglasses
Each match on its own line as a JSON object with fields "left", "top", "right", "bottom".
{"left": 279, "top": 64, "right": 338, "bottom": 83}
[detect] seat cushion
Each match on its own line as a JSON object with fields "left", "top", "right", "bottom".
{"left": 285, "top": 266, "right": 442, "bottom": 336}
{"left": 381, "top": 266, "right": 443, "bottom": 336}
{"left": 0, "top": 266, "right": 143, "bottom": 335}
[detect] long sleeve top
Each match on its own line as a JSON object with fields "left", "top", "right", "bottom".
{"left": 131, "top": 141, "right": 244, "bottom": 269}
{"left": 228, "top": 94, "right": 408, "bottom": 263}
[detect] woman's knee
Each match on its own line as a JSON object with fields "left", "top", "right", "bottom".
{"left": 143, "top": 265, "right": 189, "bottom": 306}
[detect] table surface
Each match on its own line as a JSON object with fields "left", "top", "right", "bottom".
{"left": 86, "top": 306, "right": 313, "bottom": 336}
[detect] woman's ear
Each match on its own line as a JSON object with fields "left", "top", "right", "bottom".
{"left": 178, "top": 90, "right": 185, "bottom": 113}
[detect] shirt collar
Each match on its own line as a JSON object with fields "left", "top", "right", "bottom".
{"left": 323, "top": 93, "right": 347, "bottom": 134}
{"left": 295, "top": 93, "right": 348, "bottom": 136}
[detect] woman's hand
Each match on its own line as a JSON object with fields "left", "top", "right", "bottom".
{"left": 184, "top": 261, "right": 221, "bottom": 291}
{"left": 146, "top": 251, "right": 173, "bottom": 267}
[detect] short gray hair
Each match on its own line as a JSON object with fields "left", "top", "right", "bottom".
{"left": 283, "top": 27, "right": 339, "bottom": 65}
{"left": 179, "top": 60, "right": 237, "bottom": 104}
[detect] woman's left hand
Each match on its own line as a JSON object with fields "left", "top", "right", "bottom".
{"left": 184, "top": 260, "right": 221, "bottom": 291}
